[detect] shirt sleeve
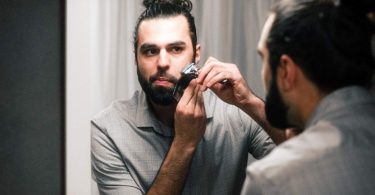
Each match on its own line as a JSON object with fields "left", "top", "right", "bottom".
{"left": 91, "top": 121, "right": 143, "bottom": 195}
{"left": 238, "top": 109, "right": 275, "bottom": 159}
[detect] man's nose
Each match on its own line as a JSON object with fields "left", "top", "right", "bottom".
{"left": 157, "top": 49, "right": 170, "bottom": 69}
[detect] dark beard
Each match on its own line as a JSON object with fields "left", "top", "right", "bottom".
{"left": 137, "top": 68, "right": 178, "bottom": 106}
{"left": 265, "top": 77, "right": 292, "bottom": 129}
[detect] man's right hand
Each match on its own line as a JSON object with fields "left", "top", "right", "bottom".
{"left": 147, "top": 79, "right": 206, "bottom": 195}
{"left": 174, "top": 79, "right": 207, "bottom": 148}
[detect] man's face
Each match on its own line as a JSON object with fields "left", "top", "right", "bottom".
{"left": 136, "top": 15, "right": 199, "bottom": 105}
{"left": 258, "top": 14, "right": 291, "bottom": 129}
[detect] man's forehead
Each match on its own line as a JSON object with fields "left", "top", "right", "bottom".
{"left": 137, "top": 15, "right": 190, "bottom": 44}
{"left": 258, "top": 13, "right": 276, "bottom": 51}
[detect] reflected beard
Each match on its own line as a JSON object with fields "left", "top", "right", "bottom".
{"left": 137, "top": 68, "right": 178, "bottom": 106}
{"left": 265, "top": 77, "right": 292, "bottom": 129}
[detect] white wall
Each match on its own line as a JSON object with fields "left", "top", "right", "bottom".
{"left": 66, "top": 1, "right": 143, "bottom": 194}
{"left": 66, "top": 0, "right": 94, "bottom": 194}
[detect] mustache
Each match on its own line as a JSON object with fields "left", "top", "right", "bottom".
{"left": 149, "top": 71, "right": 178, "bottom": 84}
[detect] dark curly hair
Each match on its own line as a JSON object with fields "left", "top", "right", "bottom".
{"left": 267, "top": 0, "right": 375, "bottom": 92}
{"left": 133, "top": 0, "right": 197, "bottom": 64}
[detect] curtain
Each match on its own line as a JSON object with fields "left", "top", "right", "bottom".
{"left": 90, "top": 0, "right": 143, "bottom": 113}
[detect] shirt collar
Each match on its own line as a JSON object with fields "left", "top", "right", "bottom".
{"left": 306, "top": 86, "right": 374, "bottom": 128}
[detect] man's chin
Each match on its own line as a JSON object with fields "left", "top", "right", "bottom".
{"left": 264, "top": 82, "right": 292, "bottom": 129}
{"left": 148, "top": 94, "right": 176, "bottom": 106}
{"left": 152, "top": 85, "right": 175, "bottom": 93}
{"left": 265, "top": 107, "right": 290, "bottom": 129}
{"left": 147, "top": 87, "right": 176, "bottom": 106}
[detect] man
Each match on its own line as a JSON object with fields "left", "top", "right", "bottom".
{"left": 91, "top": 0, "right": 285, "bottom": 194}
{"left": 237, "top": 0, "right": 375, "bottom": 194}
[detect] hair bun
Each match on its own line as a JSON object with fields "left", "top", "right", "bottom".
{"left": 142, "top": 0, "right": 192, "bottom": 12}
{"left": 142, "top": 0, "right": 157, "bottom": 7}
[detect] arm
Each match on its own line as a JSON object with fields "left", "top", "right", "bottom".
{"left": 147, "top": 80, "right": 206, "bottom": 195}
{"left": 197, "top": 57, "right": 286, "bottom": 145}
{"left": 238, "top": 93, "right": 286, "bottom": 145}
{"left": 91, "top": 122, "right": 143, "bottom": 195}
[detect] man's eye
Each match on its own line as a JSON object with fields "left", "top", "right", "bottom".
{"left": 143, "top": 49, "right": 158, "bottom": 56}
{"left": 170, "top": 47, "right": 183, "bottom": 54}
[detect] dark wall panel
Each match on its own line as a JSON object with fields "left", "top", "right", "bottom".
{"left": 0, "top": 1, "right": 65, "bottom": 194}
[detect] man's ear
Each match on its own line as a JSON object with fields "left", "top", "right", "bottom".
{"left": 277, "top": 54, "right": 297, "bottom": 91}
{"left": 195, "top": 44, "right": 201, "bottom": 64}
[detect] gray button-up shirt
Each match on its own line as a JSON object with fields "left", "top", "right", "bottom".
{"left": 92, "top": 90, "right": 274, "bottom": 195}
{"left": 241, "top": 86, "right": 375, "bottom": 195}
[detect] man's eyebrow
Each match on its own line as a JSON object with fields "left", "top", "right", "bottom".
{"left": 168, "top": 41, "right": 186, "bottom": 47}
{"left": 140, "top": 43, "right": 157, "bottom": 50}
{"left": 140, "top": 42, "right": 186, "bottom": 50}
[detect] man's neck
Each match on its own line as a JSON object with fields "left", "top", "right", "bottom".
{"left": 148, "top": 100, "right": 177, "bottom": 128}
{"left": 293, "top": 86, "right": 327, "bottom": 129}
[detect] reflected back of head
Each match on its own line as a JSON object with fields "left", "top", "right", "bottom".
{"left": 267, "top": 0, "right": 375, "bottom": 93}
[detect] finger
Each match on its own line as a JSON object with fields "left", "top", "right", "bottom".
{"left": 178, "top": 79, "right": 197, "bottom": 105}
{"left": 206, "top": 70, "right": 231, "bottom": 88}
{"left": 191, "top": 82, "right": 200, "bottom": 109}
{"left": 202, "top": 63, "right": 229, "bottom": 87}
{"left": 196, "top": 57, "right": 218, "bottom": 84}
{"left": 200, "top": 84, "right": 208, "bottom": 92}
{"left": 195, "top": 87, "right": 205, "bottom": 115}
{"left": 187, "top": 80, "right": 200, "bottom": 106}
{"left": 202, "top": 65, "right": 222, "bottom": 86}
{"left": 211, "top": 82, "right": 226, "bottom": 92}
{"left": 196, "top": 64, "right": 214, "bottom": 84}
